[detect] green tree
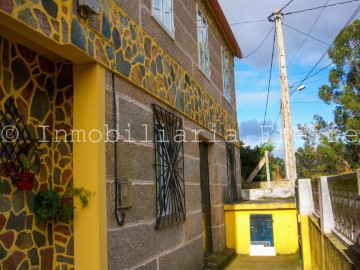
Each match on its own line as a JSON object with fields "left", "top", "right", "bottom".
{"left": 296, "top": 19, "right": 360, "bottom": 178}
{"left": 241, "top": 142, "right": 285, "bottom": 181}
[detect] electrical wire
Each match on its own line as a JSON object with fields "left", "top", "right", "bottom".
{"left": 283, "top": 23, "right": 331, "bottom": 46}
{"left": 230, "top": 19, "right": 267, "bottom": 25}
{"left": 263, "top": 29, "right": 277, "bottom": 128}
{"left": 291, "top": 4, "right": 360, "bottom": 90}
{"left": 268, "top": 111, "right": 281, "bottom": 141}
{"left": 280, "top": 0, "right": 295, "bottom": 13}
{"left": 288, "top": 67, "right": 332, "bottom": 77}
{"left": 268, "top": 0, "right": 295, "bottom": 21}
{"left": 283, "top": 0, "right": 360, "bottom": 15}
{"left": 242, "top": 25, "right": 275, "bottom": 58}
{"left": 287, "top": 0, "right": 330, "bottom": 67}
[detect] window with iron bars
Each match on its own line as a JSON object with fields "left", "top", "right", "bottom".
{"left": 226, "top": 142, "right": 237, "bottom": 203}
{"left": 152, "top": 104, "right": 186, "bottom": 229}
{"left": 0, "top": 97, "right": 34, "bottom": 179}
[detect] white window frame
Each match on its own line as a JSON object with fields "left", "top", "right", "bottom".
{"left": 222, "top": 47, "right": 231, "bottom": 101}
{"left": 151, "top": 0, "right": 175, "bottom": 37}
{"left": 197, "top": 7, "right": 210, "bottom": 78}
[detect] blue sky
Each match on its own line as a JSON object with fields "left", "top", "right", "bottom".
{"left": 219, "top": 0, "right": 359, "bottom": 157}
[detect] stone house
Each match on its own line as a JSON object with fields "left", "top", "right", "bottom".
{"left": 0, "top": 0, "right": 242, "bottom": 269}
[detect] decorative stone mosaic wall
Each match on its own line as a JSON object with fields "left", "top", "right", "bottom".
{"left": 0, "top": 35, "right": 74, "bottom": 270}
{"left": 0, "top": 0, "right": 238, "bottom": 137}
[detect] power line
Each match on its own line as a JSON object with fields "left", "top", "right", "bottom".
{"left": 280, "top": 0, "right": 295, "bottom": 13}
{"left": 283, "top": 0, "right": 360, "bottom": 15}
{"left": 269, "top": 111, "right": 281, "bottom": 141}
{"left": 289, "top": 43, "right": 359, "bottom": 95}
{"left": 263, "top": 28, "right": 277, "bottom": 128}
{"left": 268, "top": 0, "right": 295, "bottom": 21}
{"left": 242, "top": 25, "right": 274, "bottom": 58}
{"left": 292, "top": 101, "right": 323, "bottom": 103}
{"left": 230, "top": 19, "right": 266, "bottom": 25}
{"left": 283, "top": 23, "right": 331, "bottom": 46}
{"left": 288, "top": 67, "right": 332, "bottom": 77}
{"left": 287, "top": 0, "right": 330, "bottom": 67}
{"left": 292, "top": 4, "right": 360, "bottom": 90}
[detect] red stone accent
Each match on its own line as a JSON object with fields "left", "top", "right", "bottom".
{"left": 40, "top": 248, "right": 53, "bottom": 270}
{"left": 45, "top": 156, "right": 53, "bottom": 172}
{"left": 0, "top": 231, "right": 14, "bottom": 249}
{"left": 54, "top": 150, "right": 59, "bottom": 164}
{"left": 54, "top": 234, "right": 67, "bottom": 244}
{"left": 51, "top": 19, "right": 59, "bottom": 32}
{"left": 0, "top": 214, "right": 6, "bottom": 231}
{"left": 39, "top": 163, "right": 48, "bottom": 183}
{"left": 2, "top": 250, "right": 25, "bottom": 270}
{"left": 131, "top": 66, "right": 143, "bottom": 86}
{"left": 45, "top": 113, "right": 53, "bottom": 129}
{"left": 152, "top": 46, "right": 158, "bottom": 58}
{"left": 61, "top": 169, "right": 72, "bottom": 185}
{"left": 17, "top": 44, "right": 37, "bottom": 64}
{"left": 95, "top": 39, "right": 109, "bottom": 66}
{"left": 0, "top": 85, "right": 5, "bottom": 101}
{"left": 0, "top": 0, "right": 14, "bottom": 14}
{"left": 55, "top": 225, "right": 71, "bottom": 236}
{"left": 54, "top": 123, "right": 71, "bottom": 134}
{"left": 64, "top": 87, "right": 73, "bottom": 100}
{"left": 88, "top": 15, "right": 100, "bottom": 32}
{"left": 16, "top": 97, "right": 29, "bottom": 122}
{"left": 39, "top": 183, "right": 48, "bottom": 192}
{"left": 21, "top": 80, "right": 35, "bottom": 102}
{"left": 64, "top": 102, "right": 72, "bottom": 117}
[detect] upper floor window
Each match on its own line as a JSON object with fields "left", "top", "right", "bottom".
{"left": 197, "top": 8, "right": 210, "bottom": 77}
{"left": 222, "top": 48, "right": 231, "bottom": 101}
{"left": 153, "top": 0, "right": 174, "bottom": 35}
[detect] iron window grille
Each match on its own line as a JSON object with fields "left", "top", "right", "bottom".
{"left": 226, "top": 142, "right": 237, "bottom": 203}
{"left": 152, "top": 104, "right": 186, "bottom": 229}
{"left": 0, "top": 97, "right": 33, "bottom": 180}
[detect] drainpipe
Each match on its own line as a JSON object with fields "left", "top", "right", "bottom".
{"left": 112, "top": 72, "right": 125, "bottom": 226}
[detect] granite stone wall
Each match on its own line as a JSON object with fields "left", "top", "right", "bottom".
{"left": 105, "top": 70, "right": 240, "bottom": 269}
{"left": 0, "top": 35, "right": 74, "bottom": 270}
{"left": 0, "top": 0, "right": 239, "bottom": 139}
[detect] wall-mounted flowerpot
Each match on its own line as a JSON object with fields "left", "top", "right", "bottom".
{"left": 15, "top": 173, "right": 35, "bottom": 190}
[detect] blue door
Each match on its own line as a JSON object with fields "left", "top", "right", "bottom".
{"left": 250, "top": 214, "right": 274, "bottom": 247}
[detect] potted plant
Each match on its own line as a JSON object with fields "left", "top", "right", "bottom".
{"left": 15, "top": 141, "right": 41, "bottom": 190}
{"left": 34, "top": 185, "right": 94, "bottom": 224}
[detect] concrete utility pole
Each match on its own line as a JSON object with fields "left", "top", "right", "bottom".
{"left": 274, "top": 9, "right": 297, "bottom": 185}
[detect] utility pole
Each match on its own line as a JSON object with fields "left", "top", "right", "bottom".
{"left": 274, "top": 9, "right": 297, "bottom": 185}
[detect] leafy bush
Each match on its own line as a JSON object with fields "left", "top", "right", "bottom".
{"left": 34, "top": 186, "right": 94, "bottom": 224}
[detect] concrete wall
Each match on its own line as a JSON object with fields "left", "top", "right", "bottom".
{"left": 224, "top": 202, "right": 298, "bottom": 255}
{"left": 105, "top": 68, "right": 240, "bottom": 269}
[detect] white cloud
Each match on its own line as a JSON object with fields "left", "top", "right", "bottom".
{"left": 219, "top": 0, "right": 360, "bottom": 69}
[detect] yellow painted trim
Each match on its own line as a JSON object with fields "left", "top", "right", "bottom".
{"left": 224, "top": 202, "right": 296, "bottom": 211}
{"left": 73, "top": 64, "right": 108, "bottom": 270}
{"left": 299, "top": 215, "right": 312, "bottom": 270}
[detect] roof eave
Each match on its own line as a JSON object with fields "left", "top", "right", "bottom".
{"left": 206, "top": 0, "right": 243, "bottom": 59}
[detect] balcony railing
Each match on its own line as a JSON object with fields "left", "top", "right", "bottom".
{"left": 327, "top": 172, "right": 360, "bottom": 245}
